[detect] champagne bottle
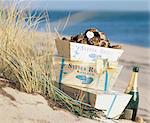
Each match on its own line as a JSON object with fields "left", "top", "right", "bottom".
{"left": 124, "top": 66, "right": 139, "bottom": 121}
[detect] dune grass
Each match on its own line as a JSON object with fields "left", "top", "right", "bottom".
{"left": 0, "top": 1, "right": 103, "bottom": 119}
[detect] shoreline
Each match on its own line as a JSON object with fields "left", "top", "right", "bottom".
{"left": 37, "top": 30, "right": 150, "bottom": 49}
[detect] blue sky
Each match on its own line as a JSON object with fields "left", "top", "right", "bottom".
{"left": 20, "top": 0, "right": 149, "bottom": 11}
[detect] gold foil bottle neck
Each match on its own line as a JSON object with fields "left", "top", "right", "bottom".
{"left": 131, "top": 72, "right": 138, "bottom": 92}
{"left": 125, "top": 71, "right": 139, "bottom": 93}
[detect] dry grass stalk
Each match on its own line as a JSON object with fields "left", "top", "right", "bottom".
{"left": 0, "top": 0, "right": 103, "bottom": 119}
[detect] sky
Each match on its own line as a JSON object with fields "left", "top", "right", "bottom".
{"left": 18, "top": 0, "right": 150, "bottom": 11}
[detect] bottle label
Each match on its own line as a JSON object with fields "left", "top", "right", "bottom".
{"left": 123, "top": 109, "right": 133, "bottom": 120}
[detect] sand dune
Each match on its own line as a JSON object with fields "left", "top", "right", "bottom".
{"left": 0, "top": 85, "right": 137, "bottom": 123}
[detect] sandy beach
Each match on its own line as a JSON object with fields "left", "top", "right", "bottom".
{"left": 0, "top": 0, "right": 149, "bottom": 122}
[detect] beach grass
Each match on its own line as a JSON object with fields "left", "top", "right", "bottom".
{"left": 0, "top": 1, "right": 102, "bottom": 119}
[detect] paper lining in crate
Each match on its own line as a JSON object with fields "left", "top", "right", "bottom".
{"left": 55, "top": 38, "right": 124, "bottom": 62}
{"left": 55, "top": 82, "right": 132, "bottom": 119}
{"left": 53, "top": 56, "right": 123, "bottom": 91}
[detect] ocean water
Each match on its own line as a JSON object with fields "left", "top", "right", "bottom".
{"left": 34, "top": 10, "right": 150, "bottom": 47}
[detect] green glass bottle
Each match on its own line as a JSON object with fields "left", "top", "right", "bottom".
{"left": 124, "top": 66, "right": 139, "bottom": 121}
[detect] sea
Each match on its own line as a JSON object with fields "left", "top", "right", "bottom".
{"left": 33, "top": 10, "right": 150, "bottom": 48}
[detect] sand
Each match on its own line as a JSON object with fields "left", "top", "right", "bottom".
{"left": 0, "top": 41, "right": 149, "bottom": 123}
{"left": 0, "top": 86, "right": 137, "bottom": 123}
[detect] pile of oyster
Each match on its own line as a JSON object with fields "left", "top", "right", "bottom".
{"left": 62, "top": 28, "right": 121, "bottom": 49}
